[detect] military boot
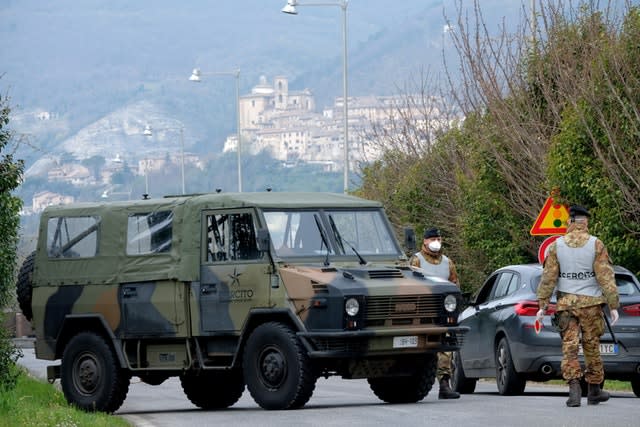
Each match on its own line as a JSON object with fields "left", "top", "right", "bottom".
{"left": 438, "top": 376, "right": 461, "bottom": 399}
{"left": 587, "top": 383, "right": 610, "bottom": 405}
{"left": 566, "top": 379, "right": 581, "bottom": 407}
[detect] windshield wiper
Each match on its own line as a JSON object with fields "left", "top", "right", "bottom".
{"left": 328, "top": 215, "right": 367, "bottom": 265}
{"left": 314, "top": 214, "right": 331, "bottom": 266}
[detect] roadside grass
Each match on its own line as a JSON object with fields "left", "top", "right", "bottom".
{"left": 0, "top": 368, "right": 130, "bottom": 427}
{"left": 535, "top": 379, "right": 633, "bottom": 392}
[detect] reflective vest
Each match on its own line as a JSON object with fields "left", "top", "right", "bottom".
{"left": 415, "top": 252, "right": 450, "bottom": 279}
{"left": 556, "top": 235, "right": 602, "bottom": 297}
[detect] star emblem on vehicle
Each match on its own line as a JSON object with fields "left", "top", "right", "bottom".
{"left": 228, "top": 268, "right": 242, "bottom": 287}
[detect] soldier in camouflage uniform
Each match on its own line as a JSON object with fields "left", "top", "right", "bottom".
{"left": 410, "top": 227, "right": 461, "bottom": 399}
{"left": 536, "top": 205, "right": 620, "bottom": 407}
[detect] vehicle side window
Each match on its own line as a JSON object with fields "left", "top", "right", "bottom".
{"left": 490, "top": 273, "right": 514, "bottom": 300}
{"left": 127, "top": 211, "right": 173, "bottom": 255}
{"left": 47, "top": 216, "right": 100, "bottom": 258}
{"left": 505, "top": 274, "right": 520, "bottom": 296}
{"left": 474, "top": 274, "right": 498, "bottom": 305}
{"left": 206, "top": 211, "right": 259, "bottom": 262}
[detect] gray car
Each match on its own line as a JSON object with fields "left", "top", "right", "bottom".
{"left": 452, "top": 263, "right": 640, "bottom": 396}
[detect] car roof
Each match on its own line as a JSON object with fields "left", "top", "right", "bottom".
{"left": 40, "top": 191, "right": 383, "bottom": 217}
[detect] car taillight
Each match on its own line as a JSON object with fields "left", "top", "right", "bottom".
{"left": 514, "top": 300, "right": 556, "bottom": 316}
{"left": 622, "top": 304, "right": 640, "bottom": 316}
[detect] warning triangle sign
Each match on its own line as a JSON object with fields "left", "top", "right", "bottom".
{"left": 530, "top": 197, "right": 570, "bottom": 236}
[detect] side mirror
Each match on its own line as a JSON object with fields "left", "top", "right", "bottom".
{"left": 404, "top": 227, "right": 416, "bottom": 252}
{"left": 461, "top": 292, "right": 473, "bottom": 307}
{"left": 256, "top": 228, "right": 271, "bottom": 253}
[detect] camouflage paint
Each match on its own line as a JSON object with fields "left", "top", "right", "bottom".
{"left": 30, "top": 192, "right": 467, "bottom": 376}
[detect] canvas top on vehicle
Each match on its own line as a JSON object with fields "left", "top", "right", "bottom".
{"left": 34, "top": 191, "right": 389, "bottom": 287}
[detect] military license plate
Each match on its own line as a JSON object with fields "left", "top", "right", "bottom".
{"left": 393, "top": 336, "right": 418, "bottom": 348}
{"left": 578, "top": 343, "right": 618, "bottom": 355}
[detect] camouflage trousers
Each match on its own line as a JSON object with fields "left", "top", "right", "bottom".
{"left": 437, "top": 351, "right": 453, "bottom": 380}
{"left": 557, "top": 305, "right": 606, "bottom": 384}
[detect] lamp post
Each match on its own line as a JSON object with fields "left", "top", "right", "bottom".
{"left": 189, "top": 68, "right": 243, "bottom": 192}
{"left": 144, "top": 124, "right": 186, "bottom": 194}
{"left": 282, "top": 0, "right": 349, "bottom": 193}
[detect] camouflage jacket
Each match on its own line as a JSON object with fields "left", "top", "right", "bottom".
{"left": 537, "top": 224, "right": 619, "bottom": 311}
{"left": 409, "top": 247, "right": 460, "bottom": 286}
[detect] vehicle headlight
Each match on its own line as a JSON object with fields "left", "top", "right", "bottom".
{"left": 345, "top": 297, "right": 360, "bottom": 317}
{"left": 444, "top": 294, "right": 457, "bottom": 313}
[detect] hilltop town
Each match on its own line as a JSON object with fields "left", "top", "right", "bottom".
{"left": 25, "top": 75, "right": 448, "bottom": 215}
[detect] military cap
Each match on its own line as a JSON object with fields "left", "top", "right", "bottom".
{"left": 569, "top": 205, "right": 590, "bottom": 218}
{"left": 423, "top": 227, "right": 441, "bottom": 239}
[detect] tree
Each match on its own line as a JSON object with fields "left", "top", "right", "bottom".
{"left": 0, "top": 87, "right": 24, "bottom": 391}
{"left": 358, "top": 0, "right": 640, "bottom": 290}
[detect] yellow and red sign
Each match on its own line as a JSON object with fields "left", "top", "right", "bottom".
{"left": 530, "top": 197, "right": 570, "bottom": 236}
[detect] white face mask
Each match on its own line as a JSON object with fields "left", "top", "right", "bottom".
{"left": 427, "top": 240, "right": 442, "bottom": 252}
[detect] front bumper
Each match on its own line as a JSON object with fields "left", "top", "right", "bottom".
{"left": 298, "top": 325, "right": 469, "bottom": 358}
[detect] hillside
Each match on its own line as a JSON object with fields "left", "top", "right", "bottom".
{"left": 1, "top": 0, "right": 525, "bottom": 168}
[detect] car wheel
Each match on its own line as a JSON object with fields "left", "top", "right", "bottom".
{"left": 242, "top": 322, "right": 316, "bottom": 410}
{"left": 451, "top": 351, "right": 477, "bottom": 394}
{"left": 181, "top": 369, "right": 245, "bottom": 409}
{"left": 495, "top": 337, "right": 526, "bottom": 395}
{"left": 61, "top": 332, "right": 130, "bottom": 412}
{"left": 631, "top": 376, "right": 640, "bottom": 398}
{"left": 368, "top": 354, "right": 437, "bottom": 403}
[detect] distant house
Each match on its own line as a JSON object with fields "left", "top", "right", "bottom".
{"left": 47, "top": 164, "right": 92, "bottom": 185}
{"left": 32, "top": 191, "right": 74, "bottom": 213}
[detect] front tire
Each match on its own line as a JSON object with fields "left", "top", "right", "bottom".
{"left": 495, "top": 338, "right": 525, "bottom": 395}
{"left": 61, "top": 332, "right": 130, "bottom": 412}
{"left": 181, "top": 369, "right": 245, "bottom": 409}
{"left": 368, "top": 354, "right": 437, "bottom": 403}
{"left": 451, "top": 351, "right": 477, "bottom": 394}
{"left": 242, "top": 322, "right": 316, "bottom": 410}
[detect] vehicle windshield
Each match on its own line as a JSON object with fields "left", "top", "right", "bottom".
{"left": 263, "top": 209, "right": 400, "bottom": 258}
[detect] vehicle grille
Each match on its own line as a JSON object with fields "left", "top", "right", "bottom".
{"left": 367, "top": 269, "right": 405, "bottom": 279}
{"left": 309, "top": 337, "right": 368, "bottom": 354}
{"left": 366, "top": 294, "right": 444, "bottom": 327}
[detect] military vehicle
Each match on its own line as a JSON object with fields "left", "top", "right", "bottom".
{"left": 17, "top": 191, "right": 467, "bottom": 412}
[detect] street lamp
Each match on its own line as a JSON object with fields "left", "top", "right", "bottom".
{"left": 189, "top": 67, "right": 243, "bottom": 192}
{"left": 282, "top": 0, "right": 350, "bottom": 193}
{"left": 144, "top": 125, "right": 186, "bottom": 195}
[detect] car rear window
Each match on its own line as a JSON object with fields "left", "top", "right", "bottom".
{"left": 616, "top": 275, "right": 639, "bottom": 296}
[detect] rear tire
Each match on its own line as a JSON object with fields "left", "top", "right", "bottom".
{"left": 16, "top": 251, "right": 36, "bottom": 321}
{"left": 61, "top": 332, "right": 130, "bottom": 412}
{"left": 495, "top": 338, "right": 526, "bottom": 395}
{"left": 451, "top": 351, "right": 477, "bottom": 394}
{"left": 631, "top": 376, "right": 640, "bottom": 398}
{"left": 242, "top": 322, "right": 316, "bottom": 410}
{"left": 368, "top": 354, "right": 437, "bottom": 403}
{"left": 181, "top": 370, "right": 245, "bottom": 409}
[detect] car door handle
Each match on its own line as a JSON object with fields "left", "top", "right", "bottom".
{"left": 201, "top": 284, "right": 218, "bottom": 295}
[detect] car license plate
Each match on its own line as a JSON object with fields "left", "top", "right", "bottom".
{"left": 393, "top": 336, "right": 418, "bottom": 348}
{"left": 578, "top": 343, "right": 618, "bottom": 355}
